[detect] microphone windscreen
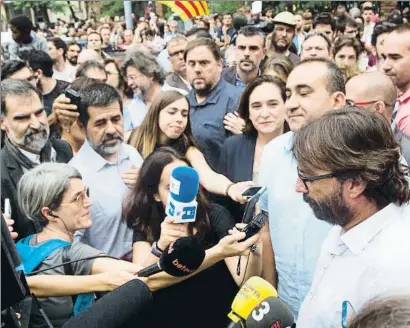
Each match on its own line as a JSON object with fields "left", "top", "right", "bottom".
{"left": 228, "top": 277, "right": 278, "bottom": 322}
{"left": 160, "top": 236, "right": 205, "bottom": 277}
{"left": 169, "top": 166, "right": 199, "bottom": 203}
{"left": 245, "top": 297, "right": 294, "bottom": 328}
{"left": 62, "top": 279, "right": 153, "bottom": 328}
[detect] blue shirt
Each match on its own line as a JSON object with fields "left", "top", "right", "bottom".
{"left": 123, "top": 94, "right": 149, "bottom": 132}
{"left": 258, "top": 132, "right": 332, "bottom": 317}
{"left": 70, "top": 140, "right": 144, "bottom": 258}
{"left": 187, "top": 78, "right": 242, "bottom": 170}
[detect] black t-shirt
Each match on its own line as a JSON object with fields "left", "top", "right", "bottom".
{"left": 133, "top": 204, "right": 239, "bottom": 328}
{"left": 43, "top": 79, "right": 70, "bottom": 116}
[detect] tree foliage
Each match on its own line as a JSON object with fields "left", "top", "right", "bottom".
{"left": 101, "top": 0, "right": 125, "bottom": 18}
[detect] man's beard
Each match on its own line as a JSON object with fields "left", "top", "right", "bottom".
{"left": 86, "top": 131, "right": 123, "bottom": 158}
{"left": 238, "top": 60, "right": 257, "bottom": 74}
{"left": 7, "top": 123, "right": 50, "bottom": 153}
{"left": 303, "top": 183, "right": 353, "bottom": 227}
{"left": 193, "top": 79, "right": 215, "bottom": 97}
{"left": 68, "top": 57, "right": 78, "bottom": 66}
{"left": 272, "top": 38, "right": 289, "bottom": 53}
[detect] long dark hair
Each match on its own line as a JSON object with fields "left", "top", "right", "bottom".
{"left": 123, "top": 147, "right": 210, "bottom": 244}
{"left": 128, "top": 91, "right": 197, "bottom": 159}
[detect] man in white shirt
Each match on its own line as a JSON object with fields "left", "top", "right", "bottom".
{"left": 70, "top": 82, "right": 142, "bottom": 258}
{"left": 294, "top": 107, "right": 410, "bottom": 328}
{"left": 47, "top": 37, "right": 75, "bottom": 82}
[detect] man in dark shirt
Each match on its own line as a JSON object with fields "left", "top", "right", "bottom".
{"left": 28, "top": 50, "right": 70, "bottom": 116}
{"left": 1, "top": 79, "right": 73, "bottom": 239}
{"left": 185, "top": 38, "right": 243, "bottom": 169}
{"left": 215, "top": 13, "right": 235, "bottom": 48}
{"left": 268, "top": 11, "right": 300, "bottom": 65}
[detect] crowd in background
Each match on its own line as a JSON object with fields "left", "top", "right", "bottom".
{"left": 1, "top": 1, "right": 410, "bottom": 328}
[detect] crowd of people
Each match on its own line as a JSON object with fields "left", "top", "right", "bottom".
{"left": 1, "top": 1, "right": 410, "bottom": 328}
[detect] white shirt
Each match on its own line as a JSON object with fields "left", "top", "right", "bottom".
{"left": 53, "top": 63, "right": 75, "bottom": 83}
{"left": 297, "top": 202, "right": 410, "bottom": 328}
{"left": 18, "top": 147, "right": 56, "bottom": 173}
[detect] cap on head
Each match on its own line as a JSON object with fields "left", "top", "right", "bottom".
{"left": 272, "top": 12, "right": 296, "bottom": 27}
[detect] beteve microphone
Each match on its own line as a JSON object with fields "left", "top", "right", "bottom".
{"left": 137, "top": 236, "right": 205, "bottom": 277}
{"left": 165, "top": 166, "right": 200, "bottom": 223}
{"left": 227, "top": 276, "right": 278, "bottom": 326}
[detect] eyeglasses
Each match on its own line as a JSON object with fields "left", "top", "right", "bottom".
{"left": 60, "top": 187, "right": 90, "bottom": 207}
{"left": 297, "top": 168, "right": 345, "bottom": 191}
{"left": 346, "top": 99, "right": 393, "bottom": 107}
{"left": 126, "top": 75, "right": 143, "bottom": 82}
{"left": 169, "top": 49, "right": 185, "bottom": 57}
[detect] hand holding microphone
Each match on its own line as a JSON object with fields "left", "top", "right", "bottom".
{"left": 157, "top": 216, "right": 189, "bottom": 251}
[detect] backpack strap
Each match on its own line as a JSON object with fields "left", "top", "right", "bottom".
{"left": 61, "top": 246, "right": 78, "bottom": 309}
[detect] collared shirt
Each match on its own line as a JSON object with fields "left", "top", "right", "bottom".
{"left": 187, "top": 78, "right": 242, "bottom": 170}
{"left": 8, "top": 32, "right": 48, "bottom": 60}
{"left": 396, "top": 87, "right": 410, "bottom": 136}
{"left": 123, "top": 94, "right": 149, "bottom": 132}
{"left": 70, "top": 140, "right": 144, "bottom": 258}
{"left": 235, "top": 69, "right": 261, "bottom": 90}
{"left": 297, "top": 203, "right": 410, "bottom": 328}
{"left": 258, "top": 132, "right": 332, "bottom": 317}
{"left": 18, "top": 147, "right": 57, "bottom": 173}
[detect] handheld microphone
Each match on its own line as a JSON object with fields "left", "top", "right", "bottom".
{"left": 165, "top": 166, "right": 200, "bottom": 223}
{"left": 245, "top": 297, "right": 295, "bottom": 328}
{"left": 227, "top": 276, "right": 278, "bottom": 326}
{"left": 137, "top": 236, "right": 205, "bottom": 277}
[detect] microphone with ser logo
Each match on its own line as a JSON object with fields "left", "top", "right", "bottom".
{"left": 137, "top": 236, "right": 205, "bottom": 277}
{"left": 165, "top": 166, "right": 200, "bottom": 223}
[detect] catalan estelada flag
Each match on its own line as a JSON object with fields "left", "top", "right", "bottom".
{"left": 158, "top": 1, "right": 210, "bottom": 21}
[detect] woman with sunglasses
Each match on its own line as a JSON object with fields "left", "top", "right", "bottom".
{"left": 15, "top": 163, "right": 144, "bottom": 327}
{"left": 128, "top": 90, "right": 253, "bottom": 204}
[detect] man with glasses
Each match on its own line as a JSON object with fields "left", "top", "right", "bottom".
{"left": 295, "top": 107, "right": 410, "bottom": 328}
{"left": 258, "top": 58, "right": 346, "bottom": 317}
{"left": 122, "top": 50, "right": 167, "bottom": 131}
{"left": 1, "top": 79, "right": 73, "bottom": 240}
{"left": 70, "top": 83, "right": 143, "bottom": 258}
{"left": 346, "top": 71, "right": 410, "bottom": 164}
{"left": 163, "top": 36, "right": 191, "bottom": 95}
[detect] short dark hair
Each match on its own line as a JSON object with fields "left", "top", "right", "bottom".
{"left": 67, "top": 41, "right": 82, "bottom": 51}
{"left": 1, "top": 60, "right": 28, "bottom": 80}
{"left": 302, "top": 30, "right": 332, "bottom": 52}
{"left": 362, "top": 6, "right": 373, "bottom": 12}
{"left": 238, "top": 75, "right": 287, "bottom": 137}
{"left": 371, "top": 21, "right": 396, "bottom": 47}
{"left": 349, "top": 296, "right": 410, "bottom": 328}
{"left": 184, "top": 37, "right": 221, "bottom": 62}
{"left": 296, "top": 58, "right": 346, "bottom": 95}
{"left": 387, "top": 9, "right": 403, "bottom": 25}
{"left": 333, "top": 36, "right": 362, "bottom": 60}
{"left": 345, "top": 16, "right": 358, "bottom": 29}
{"left": 48, "top": 37, "right": 68, "bottom": 60}
{"left": 70, "top": 76, "right": 100, "bottom": 92}
{"left": 185, "top": 27, "right": 213, "bottom": 40}
{"left": 1, "top": 79, "right": 42, "bottom": 116}
{"left": 75, "top": 60, "right": 106, "bottom": 79}
{"left": 237, "top": 26, "right": 266, "bottom": 48}
{"left": 87, "top": 31, "right": 103, "bottom": 43}
{"left": 10, "top": 15, "right": 33, "bottom": 31}
{"left": 28, "top": 50, "right": 54, "bottom": 78}
{"left": 313, "top": 12, "right": 336, "bottom": 32}
{"left": 77, "top": 82, "right": 123, "bottom": 127}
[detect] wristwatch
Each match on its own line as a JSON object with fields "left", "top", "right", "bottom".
{"left": 151, "top": 241, "right": 163, "bottom": 258}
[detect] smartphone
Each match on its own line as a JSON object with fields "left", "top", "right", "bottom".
{"left": 4, "top": 198, "right": 11, "bottom": 216}
{"left": 239, "top": 211, "right": 268, "bottom": 242}
{"left": 242, "top": 186, "right": 263, "bottom": 198}
{"left": 241, "top": 186, "right": 267, "bottom": 224}
{"left": 64, "top": 87, "right": 80, "bottom": 108}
